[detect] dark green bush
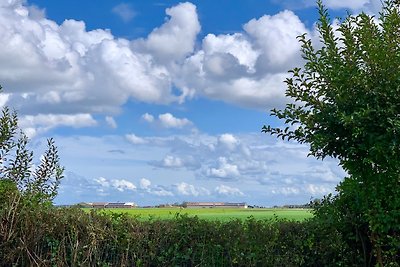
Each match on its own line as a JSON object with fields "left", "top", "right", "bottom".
{"left": 311, "top": 177, "right": 400, "bottom": 266}
{"left": 0, "top": 193, "right": 369, "bottom": 267}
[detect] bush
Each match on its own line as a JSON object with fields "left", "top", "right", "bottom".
{"left": 0, "top": 194, "right": 367, "bottom": 266}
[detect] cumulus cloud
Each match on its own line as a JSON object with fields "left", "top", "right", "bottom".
{"left": 84, "top": 175, "right": 175, "bottom": 199}
{"left": 175, "top": 10, "right": 309, "bottom": 109}
{"left": 51, "top": 132, "right": 345, "bottom": 204}
{"left": 112, "top": 179, "right": 136, "bottom": 192}
{"left": 105, "top": 116, "right": 117, "bottom": 129}
{"left": 244, "top": 10, "right": 307, "bottom": 73}
{"left": 203, "top": 33, "right": 259, "bottom": 72}
{"left": 158, "top": 113, "right": 192, "bottom": 128}
{"left": 218, "top": 133, "right": 239, "bottom": 151}
{"left": 0, "top": 1, "right": 192, "bottom": 119}
{"left": 138, "top": 132, "right": 345, "bottom": 191}
{"left": 19, "top": 113, "right": 97, "bottom": 137}
{"left": 175, "top": 182, "right": 210, "bottom": 196}
{"left": 162, "top": 155, "right": 183, "bottom": 168}
{"left": 0, "top": 0, "right": 315, "bottom": 123}
{"left": 112, "top": 3, "right": 136, "bottom": 22}
{"left": 19, "top": 113, "right": 97, "bottom": 128}
{"left": 151, "top": 186, "right": 174, "bottom": 197}
{"left": 94, "top": 177, "right": 110, "bottom": 188}
{"left": 206, "top": 157, "right": 240, "bottom": 179}
{"left": 0, "top": 0, "right": 385, "bottom": 123}
{"left": 94, "top": 176, "right": 136, "bottom": 192}
{"left": 132, "top": 2, "right": 200, "bottom": 63}
{"left": 305, "top": 184, "right": 333, "bottom": 196}
{"left": 271, "top": 186, "right": 301, "bottom": 196}
{"left": 125, "top": 133, "right": 147, "bottom": 145}
{"left": 141, "top": 113, "right": 154, "bottom": 123}
{"left": 139, "top": 178, "right": 151, "bottom": 190}
{"left": 56, "top": 171, "right": 139, "bottom": 202}
{"left": 0, "top": 93, "right": 9, "bottom": 108}
{"left": 143, "top": 112, "right": 193, "bottom": 129}
{"left": 269, "top": 183, "right": 335, "bottom": 197}
{"left": 215, "top": 185, "right": 244, "bottom": 196}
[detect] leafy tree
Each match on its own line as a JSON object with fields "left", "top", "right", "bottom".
{"left": 263, "top": 0, "right": 400, "bottom": 265}
{"left": 0, "top": 85, "right": 64, "bottom": 204}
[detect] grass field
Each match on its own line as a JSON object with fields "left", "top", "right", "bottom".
{"left": 88, "top": 208, "right": 313, "bottom": 222}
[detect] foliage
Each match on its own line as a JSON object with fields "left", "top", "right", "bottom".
{"left": 0, "top": 198, "right": 359, "bottom": 266}
{"left": 263, "top": 1, "right": 400, "bottom": 265}
{"left": 0, "top": 85, "right": 64, "bottom": 204}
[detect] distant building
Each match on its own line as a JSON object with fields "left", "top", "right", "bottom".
{"left": 106, "top": 202, "right": 137, "bottom": 208}
{"left": 184, "top": 202, "right": 247, "bottom": 208}
{"left": 282, "top": 204, "right": 311, "bottom": 209}
{"left": 84, "top": 202, "right": 137, "bottom": 208}
{"left": 157, "top": 203, "right": 174, "bottom": 208}
{"left": 90, "top": 202, "right": 108, "bottom": 208}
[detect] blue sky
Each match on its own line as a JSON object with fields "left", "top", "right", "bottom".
{"left": 0, "top": 0, "right": 381, "bottom": 206}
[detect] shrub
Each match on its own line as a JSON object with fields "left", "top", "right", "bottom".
{"left": 0, "top": 196, "right": 364, "bottom": 266}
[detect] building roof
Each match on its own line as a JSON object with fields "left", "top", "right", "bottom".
{"left": 185, "top": 202, "right": 247, "bottom": 206}
{"left": 106, "top": 202, "right": 136, "bottom": 205}
{"left": 89, "top": 202, "right": 108, "bottom": 205}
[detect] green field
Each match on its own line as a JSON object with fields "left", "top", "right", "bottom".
{"left": 88, "top": 208, "right": 313, "bottom": 221}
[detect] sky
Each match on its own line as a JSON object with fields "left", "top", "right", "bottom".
{"left": 0, "top": 0, "right": 382, "bottom": 206}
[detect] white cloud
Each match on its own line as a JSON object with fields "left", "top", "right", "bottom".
{"left": 125, "top": 133, "right": 147, "bottom": 145}
{"left": 94, "top": 176, "right": 136, "bottom": 192}
{"left": 269, "top": 183, "right": 335, "bottom": 197}
{"left": 151, "top": 187, "right": 174, "bottom": 196}
{"left": 206, "top": 157, "right": 240, "bottom": 179}
{"left": 139, "top": 178, "right": 151, "bottom": 190}
{"left": 305, "top": 184, "right": 333, "bottom": 196}
{"left": 159, "top": 113, "right": 192, "bottom": 128}
{"left": 141, "top": 113, "right": 154, "bottom": 123}
{"left": 218, "top": 133, "right": 238, "bottom": 151}
{"left": 215, "top": 185, "right": 244, "bottom": 196}
{"left": 271, "top": 186, "right": 301, "bottom": 196}
{"left": 143, "top": 112, "right": 192, "bottom": 129}
{"left": 0, "top": 1, "right": 183, "bottom": 118}
{"left": 0, "top": 93, "right": 9, "bottom": 107}
{"left": 162, "top": 155, "right": 183, "bottom": 168}
{"left": 112, "top": 179, "right": 136, "bottom": 192}
{"left": 138, "top": 179, "right": 186, "bottom": 197}
{"left": 51, "top": 132, "right": 345, "bottom": 205}
{"left": 0, "top": 0, "right": 385, "bottom": 123}
{"left": 176, "top": 10, "right": 309, "bottom": 109}
{"left": 19, "top": 113, "right": 97, "bottom": 137}
{"left": 0, "top": 1, "right": 320, "bottom": 121}
{"left": 105, "top": 116, "right": 117, "bottom": 129}
{"left": 137, "top": 132, "right": 344, "bottom": 188}
{"left": 94, "top": 177, "right": 110, "bottom": 187}
{"left": 175, "top": 182, "right": 210, "bottom": 196}
{"left": 203, "top": 33, "right": 259, "bottom": 72}
{"left": 19, "top": 113, "right": 97, "bottom": 128}
{"left": 244, "top": 10, "right": 307, "bottom": 72}
{"left": 112, "top": 3, "right": 136, "bottom": 23}
{"left": 132, "top": 2, "right": 200, "bottom": 63}
{"left": 0, "top": 0, "right": 356, "bottom": 206}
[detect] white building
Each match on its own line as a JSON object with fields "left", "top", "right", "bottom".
{"left": 184, "top": 202, "right": 247, "bottom": 208}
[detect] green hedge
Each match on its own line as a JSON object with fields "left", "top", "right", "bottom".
{"left": 0, "top": 193, "right": 366, "bottom": 266}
